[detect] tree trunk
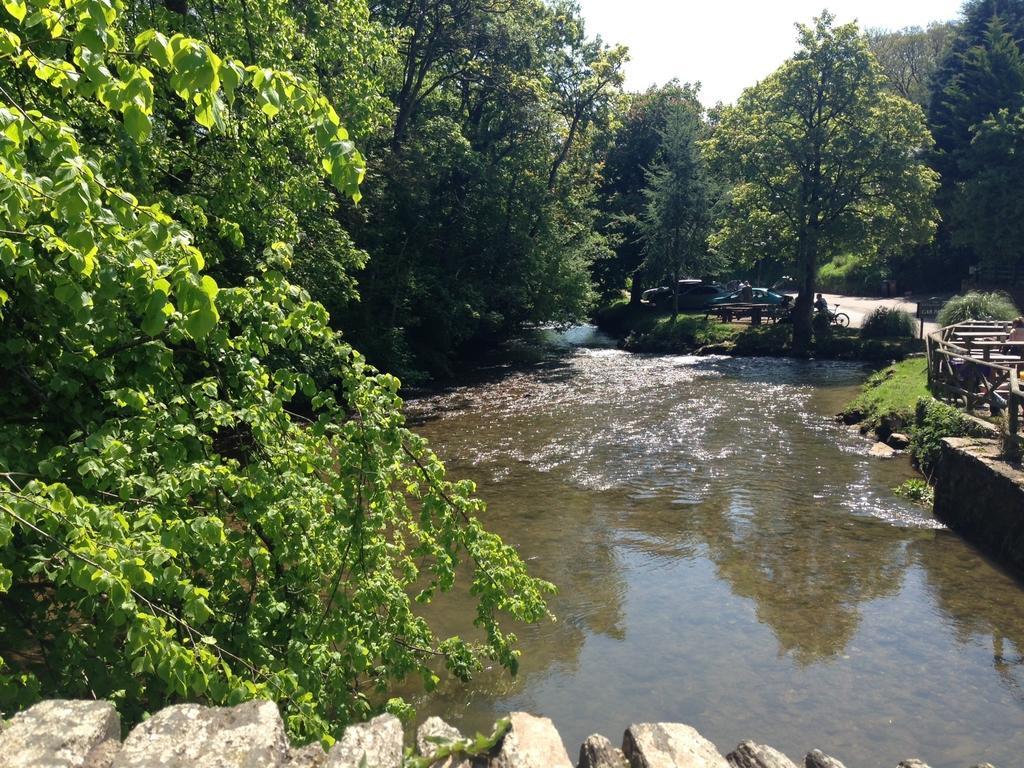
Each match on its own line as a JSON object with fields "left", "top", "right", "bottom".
{"left": 629, "top": 268, "right": 644, "bottom": 305}
{"left": 671, "top": 267, "right": 679, "bottom": 322}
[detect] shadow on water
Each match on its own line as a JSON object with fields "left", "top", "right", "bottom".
{"left": 401, "top": 326, "right": 1024, "bottom": 768}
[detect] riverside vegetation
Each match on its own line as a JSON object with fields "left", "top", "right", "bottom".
{"left": 4, "top": 0, "right": 1024, "bottom": 753}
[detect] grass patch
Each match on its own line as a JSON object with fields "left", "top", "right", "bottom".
{"left": 817, "top": 253, "right": 887, "bottom": 294}
{"left": 841, "top": 357, "right": 930, "bottom": 432}
{"left": 594, "top": 299, "right": 738, "bottom": 353}
{"left": 623, "top": 314, "right": 739, "bottom": 353}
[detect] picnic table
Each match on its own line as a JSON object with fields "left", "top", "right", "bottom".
{"left": 961, "top": 339, "right": 1024, "bottom": 359}
{"left": 705, "top": 303, "right": 787, "bottom": 325}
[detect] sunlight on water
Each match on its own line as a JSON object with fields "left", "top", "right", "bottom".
{"left": 403, "top": 328, "right": 1024, "bottom": 768}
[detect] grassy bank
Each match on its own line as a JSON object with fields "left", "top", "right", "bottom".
{"left": 840, "top": 357, "right": 995, "bottom": 482}
{"left": 594, "top": 299, "right": 922, "bottom": 360}
{"left": 840, "top": 358, "right": 930, "bottom": 433}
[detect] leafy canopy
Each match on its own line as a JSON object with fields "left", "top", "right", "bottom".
{"left": 0, "top": 0, "right": 551, "bottom": 742}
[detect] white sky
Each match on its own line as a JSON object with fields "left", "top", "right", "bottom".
{"left": 575, "top": 0, "right": 967, "bottom": 105}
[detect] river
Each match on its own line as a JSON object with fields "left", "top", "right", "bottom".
{"left": 402, "top": 326, "right": 1024, "bottom": 768}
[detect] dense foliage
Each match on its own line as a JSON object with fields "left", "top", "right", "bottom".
{"left": 911, "top": 398, "right": 978, "bottom": 474}
{"left": 936, "top": 291, "right": 1020, "bottom": 325}
{"left": 860, "top": 307, "right": 918, "bottom": 339}
{"left": 593, "top": 81, "right": 701, "bottom": 303}
{"left": 928, "top": 0, "right": 1024, "bottom": 283}
{"left": 637, "top": 96, "right": 716, "bottom": 319}
{"left": 706, "top": 14, "right": 937, "bottom": 353}
{"left": 342, "top": 0, "right": 627, "bottom": 376}
{"left": 0, "top": 0, "right": 551, "bottom": 741}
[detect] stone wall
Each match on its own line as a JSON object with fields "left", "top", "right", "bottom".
{"left": 0, "top": 699, "right": 996, "bottom": 768}
{"left": 933, "top": 437, "right": 1024, "bottom": 575}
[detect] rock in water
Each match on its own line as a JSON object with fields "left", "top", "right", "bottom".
{"left": 578, "top": 734, "right": 628, "bottom": 768}
{"left": 325, "top": 714, "right": 403, "bottom": 768}
{"left": 869, "top": 442, "right": 897, "bottom": 458}
{"left": 622, "top": 723, "right": 728, "bottom": 768}
{"left": 804, "top": 751, "right": 847, "bottom": 768}
{"left": 492, "top": 712, "right": 572, "bottom": 768}
{"left": 887, "top": 433, "right": 911, "bottom": 450}
{"left": 1, "top": 699, "right": 121, "bottom": 768}
{"left": 896, "top": 761, "right": 931, "bottom": 768}
{"left": 113, "top": 701, "right": 289, "bottom": 768}
{"left": 726, "top": 741, "right": 798, "bottom": 768}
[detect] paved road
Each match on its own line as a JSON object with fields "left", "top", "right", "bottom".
{"left": 820, "top": 292, "right": 950, "bottom": 336}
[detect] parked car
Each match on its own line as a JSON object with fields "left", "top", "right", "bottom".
{"left": 641, "top": 280, "right": 726, "bottom": 309}
{"left": 710, "top": 287, "right": 792, "bottom": 306}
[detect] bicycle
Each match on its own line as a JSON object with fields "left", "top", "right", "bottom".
{"left": 825, "top": 304, "right": 850, "bottom": 327}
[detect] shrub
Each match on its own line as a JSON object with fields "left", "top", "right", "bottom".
{"left": 936, "top": 291, "right": 1019, "bottom": 327}
{"left": 860, "top": 307, "right": 917, "bottom": 339}
{"left": 0, "top": 2, "right": 550, "bottom": 740}
{"left": 812, "top": 310, "right": 834, "bottom": 337}
{"left": 894, "top": 479, "right": 934, "bottom": 505}
{"left": 911, "top": 398, "right": 976, "bottom": 475}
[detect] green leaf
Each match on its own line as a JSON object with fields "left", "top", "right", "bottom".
{"left": 0, "top": 27, "right": 20, "bottom": 54}
{"left": 123, "top": 103, "right": 152, "bottom": 142}
{"left": 2, "top": 0, "right": 26, "bottom": 23}
{"left": 135, "top": 29, "right": 171, "bottom": 68}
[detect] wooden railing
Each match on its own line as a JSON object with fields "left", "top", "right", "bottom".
{"left": 926, "top": 320, "right": 1023, "bottom": 440}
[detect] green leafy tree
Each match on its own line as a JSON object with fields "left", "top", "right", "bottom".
{"left": 707, "top": 14, "right": 937, "bottom": 353}
{"left": 638, "top": 100, "right": 716, "bottom": 320}
{"left": 932, "top": 18, "right": 1024, "bottom": 277}
{"left": 342, "top": 0, "right": 624, "bottom": 376}
{"left": 595, "top": 81, "right": 701, "bottom": 303}
{"left": 928, "top": 0, "right": 1024, "bottom": 281}
{"left": 951, "top": 106, "right": 1024, "bottom": 270}
{"left": 0, "top": 0, "right": 550, "bottom": 742}
{"left": 867, "top": 23, "right": 955, "bottom": 108}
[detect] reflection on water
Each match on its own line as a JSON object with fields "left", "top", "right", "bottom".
{"left": 403, "top": 329, "right": 1024, "bottom": 768}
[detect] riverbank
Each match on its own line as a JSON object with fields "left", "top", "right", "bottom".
{"left": 593, "top": 300, "right": 922, "bottom": 361}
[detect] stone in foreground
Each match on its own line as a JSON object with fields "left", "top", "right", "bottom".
{"left": 324, "top": 714, "right": 402, "bottom": 768}
{"left": 577, "top": 733, "right": 627, "bottom": 768}
{"left": 415, "top": 717, "right": 477, "bottom": 768}
{"left": 726, "top": 741, "right": 798, "bottom": 768}
{"left": 0, "top": 699, "right": 121, "bottom": 768}
{"left": 287, "top": 743, "right": 328, "bottom": 768}
{"left": 895, "top": 760, "right": 931, "bottom": 768}
{"left": 416, "top": 717, "right": 462, "bottom": 757}
{"left": 622, "top": 723, "right": 728, "bottom": 768}
{"left": 112, "top": 701, "right": 288, "bottom": 768}
{"left": 803, "top": 751, "right": 846, "bottom": 768}
{"left": 491, "top": 712, "right": 572, "bottom": 768}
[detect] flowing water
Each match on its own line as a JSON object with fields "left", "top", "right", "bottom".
{"left": 403, "top": 327, "right": 1024, "bottom": 768}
